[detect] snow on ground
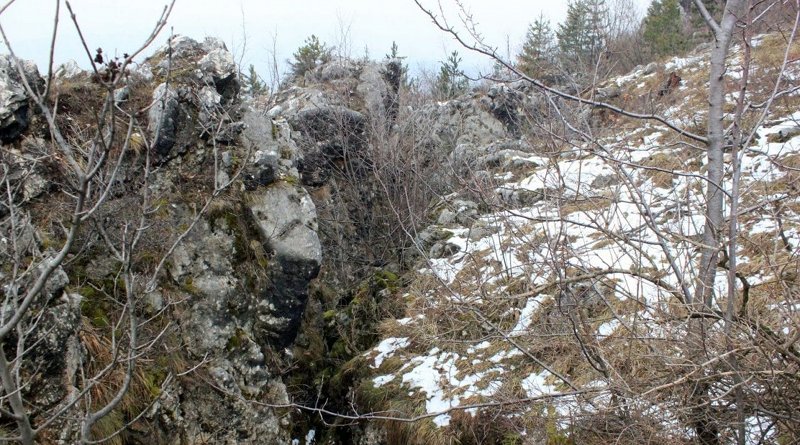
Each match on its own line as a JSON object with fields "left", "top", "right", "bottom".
{"left": 362, "top": 42, "right": 800, "bottom": 438}
{"left": 370, "top": 337, "right": 410, "bottom": 369}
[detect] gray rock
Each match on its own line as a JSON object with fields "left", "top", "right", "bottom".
{"left": 642, "top": 62, "right": 659, "bottom": 75}
{"left": 487, "top": 84, "right": 524, "bottom": 136}
{"left": 199, "top": 47, "right": 239, "bottom": 102}
{"left": 437, "top": 209, "right": 456, "bottom": 225}
{"left": 198, "top": 85, "right": 222, "bottom": 129}
{"left": 416, "top": 226, "right": 454, "bottom": 251}
{"left": 591, "top": 174, "right": 619, "bottom": 189}
{"left": 247, "top": 182, "right": 321, "bottom": 269}
{"left": 410, "top": 99, "right": 508, "bottom": 169}
{"left": 430, "top": 241, "right": 461, "bottom": 259}
{"left": 357, "top": 62, "right": 390, "bottom": 118}
{"left": 221, "top": 150, "right": 233, "bottom": 167}
{"left": 0, "top": 55, "right": 41, "bottom": 142}
{"left": 113, "top": 85, "right": 130, "bottom": 105}
{"left": 40, "top": 260, "right": 69, "bottom": 299}
{"left": 25, "top": 300, "right": 81, "bottom": 408}
{"left": 54, "top": 60, "right": 83, "bottom": 79}
{"left": 768, "top": 125, "right": 800, "bottom": 143}
{"left": 240, "top": 110, "right": 301, "bottom": 186}
{"left": 596, "top": 84, "right": 621, "bottom": 100}
{"left": 289, "top": 106, "right": 367, "bottom": 186}
{"left": 148, "top": 83, "right": 180, "bottom": 158}
{"left": 468, "top": 224, "right": 500, "bottom": 242}
{"left": 246, "top": 182, "right": 322, "bottom": 346}
{"left": 497, "top": 187, "right": 543, "bottom": 208}
{"left": 319, "top": 59, "right": 359, "bottom": 82}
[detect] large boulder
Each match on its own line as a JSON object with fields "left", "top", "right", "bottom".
{"left": 148, "top": 83, "right": 181, "bottom": 158}
{"left": 145, "top": 36, "right": 242, "bottom": 160}
{"left": 0, "top": 55, "right": 42, "bottom": 143}
{"left": 246, "top": 182, "right": 322, "bottom": 346}
{"left": 240, "top": 109, "right": 301, "bottom": 190}
{"left": 289, "top": 105, "right": 368, "bottom": 186}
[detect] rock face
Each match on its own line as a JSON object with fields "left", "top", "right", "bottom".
{"left": 290, "top": 106, "right": 368, "bottom": 186}
{"left": 1, "top": 36, "right": 324, "bottom": 444}
{"left": 148, "top": 83, "right": 181, "bottom": 157}
{"left": 0, "top": 55, "right": 42, "bottom": 143}
{"left": 247, "top": 181, "right": 322, "bottom": 346}
{"left": 1, "top": 36, "right": 543, "bottom": 445}
{"left": 145, "top": 35, "right": 242, "bottom": 160}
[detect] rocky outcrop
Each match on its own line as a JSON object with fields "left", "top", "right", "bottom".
{"left": 0, "top": 55, "right": 42, "bottom": 143}
{"left": 290, "top": 106, "right": 367, "bottom": 186}
{"left": 1, "top": 34, "right": 560, "bottom": 445}
{"left": 247, "top": 181, "right": 322, "bottom": 346}
{"left": 0, "top": 36, "right": 327, "bottom": 444}
{"left": 145, "top": 36, "right": 242, "bottom": 160}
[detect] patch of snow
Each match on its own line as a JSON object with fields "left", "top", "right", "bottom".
{"left": 396, "top": 315, "right": 425, "bottom": 326}
{"left": 466, "top": 341, "right": 492, "bottom": 354}
{"left": 521, "top": 371, "right": 557, "bottom": 397}
{"left": 510, "top": 298, "right": 540, "bottom": 336}
{"left": 372, "top": 374, "right": 396, "bottom": 387}
{"left": 664, "top": 54, "right": 704, "bottom": 71}
{"left": 750, "top": 218, "right": 778, "bottom": 234}
{"left": 371, "top": 337, "right": 410, "bottom": 369}
{"left": 489, "top": 349, "right": 523, "bottom": 363}
{"left": 598, "top": 319, "right": 620, "bottom": 337}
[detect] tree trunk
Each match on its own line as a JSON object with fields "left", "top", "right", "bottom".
{"left": 692, "top": 1, "right": 747, "bottom": 443}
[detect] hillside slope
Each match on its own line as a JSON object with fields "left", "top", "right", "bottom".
{"left": 348, "top": 34, "right": 800, "bottom": 445}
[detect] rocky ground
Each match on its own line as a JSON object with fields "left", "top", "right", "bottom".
{"left": 1, "top": 31, "right": 799, "bottom": 445}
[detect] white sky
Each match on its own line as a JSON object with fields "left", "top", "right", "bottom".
{"left": 0, "top": 0, "right": 649, "bottom": 80}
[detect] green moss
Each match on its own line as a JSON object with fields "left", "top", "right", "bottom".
{"left": 322, "top": 309, "right": 337, "bottom": 323}
{"left": 69, "top": 261, "right": 129, "bottom": 328}
{"left": 373, "top": 270, "right": 399, "bottom": 291}
{"left": 181, "top": 277, "right": 201, "bottom": 296}
{"left": 502, "top": 434, "right": 523, "bottom": 445}
{"left": 226, "top": 328, "right": 249, "bottom": 351}
{"left": 90, "top": 410, "right": 124, "bottom": 445}
{"left": 281, "top": 175, "right": 300, "bottom": 185}
{"left": 79, "top": 286, "right": 111, "bottom": 328}
{"left": 141, "top": 367, "right": 166, "bottom": 397}
{"left": 330, "top": 339, "right": 351, "bottom": 359}
{"left": 152, "top": 197, "right": 171, "bottom": 219}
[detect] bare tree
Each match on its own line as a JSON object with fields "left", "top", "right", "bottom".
{"left": 332, "top": 0, "right": 800, "bottom": 443}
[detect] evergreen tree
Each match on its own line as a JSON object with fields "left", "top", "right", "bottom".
{"left": 289, "top": 35, "right": 332, "bottom": 78}
{"left": 435, "top": 50, "right": 468, "bottom": 99}
{"left": 245, "top": 64, "right": 267, "bottom": 96}
{"left": 643, "top": 0, "right": 688, "bottom": 57}
{"left": 386, "top": 41, "right": 400, "bottom": 59}
{"left": 517, "top": 14, "right": 555, "bottom": 78}
{"left": 384, "top": 41, "right": 409, "bottom": 85}
{"left": 557, "top": 0, "right": 608, "bottom": 67}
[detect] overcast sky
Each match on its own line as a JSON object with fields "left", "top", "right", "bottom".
{"left": 0, "top": 0, "right": 649, "bottom": 80}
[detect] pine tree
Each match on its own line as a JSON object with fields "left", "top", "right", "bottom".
{"left": 435, "top": 50, "right": 468, "bottom": 99}
{"left": 557, "top": 0, "right": 608, "bottom": 68}
{"left": 384, "top": 41, "right": 409, "bottom": 86}
{"left": 289, "top": 35, "right": 332, "bottom": 78}
{"left": 517, "top": 14, "right": 555, "bottom": 78}
{"left": 584, "top": 0, "right": 608, "bottom": 63}
{"left": 245, "top": 64, "right": 267, "bottom": 96}
{"left": 643, "top": 0, "right": 688, "bottom": 57}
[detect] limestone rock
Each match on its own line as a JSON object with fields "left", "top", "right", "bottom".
{"left": 148, "top": 83, "right": 180, "bottom": 158}
{"left": 0, "top": 55, "right": 42, "bottom": 143}
{"left": 247, "top": 182, "right": 321, "bottom": 270}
